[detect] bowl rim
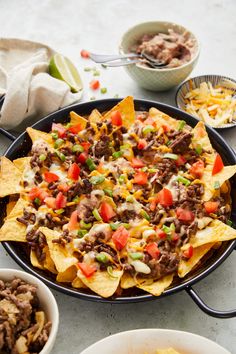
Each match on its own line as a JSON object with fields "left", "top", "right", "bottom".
{"left": 119, "top": 20, "right": 200, "bottom": 72}
{"left": 0, "top": 268, "right": 59, "bottom": 354}
{"left": 80, "top": 328, "right": 230, "bottom": 354}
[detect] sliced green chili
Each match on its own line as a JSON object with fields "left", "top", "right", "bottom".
{"left": 129, "top": 252, "right": 143, "bottom": 260}
{"left": 163, "top": 153, "right": 178, "bottom": 160}
{"left": 195, "top": 145, "right": 202, "bottom": 155}
{"left": 92, "top": 208, "right": 102, "bottom": 221}
{"left": 112, "top": 151, "right": 123, "bottom": 159}
{"left": 104, "top": 189, "right": 113, "bottom": 197}
{"left": 86, "top": 158, "right": 97, "bottom": 171}
{"left": 54, "top": 138, "right": 64, "bottom": 149}
{"left": 140, "top": 209, "right": 150, "bottom": 221}
{"left": 96, "top": 253, "right": 109, "bottom": 263}
{"left": 80, "top": 220, "right": 92, "bottom": 229}
{"left": 55, "top": 151, "right": 66, "bottom": 162}
{"left": 77, "top": 229, "right": 87, "bottom": 238}
{"left": 178, "top": 120, "right": 186, "bottom": 131}
{"left": 72, "top": 144, "right": 84, "bottom": 153}
{"left": 177, "top": 175, "right": 191, "bottom": 186}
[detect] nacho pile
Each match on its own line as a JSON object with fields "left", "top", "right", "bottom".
{"left": 1, "top": 96, "right": 236, "bottom": 298}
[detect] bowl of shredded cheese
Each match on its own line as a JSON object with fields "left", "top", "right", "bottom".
{"left": 175, "top": 75, "right": 236, "bottom": 129}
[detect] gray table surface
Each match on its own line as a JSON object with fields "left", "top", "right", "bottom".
{"left": 0, "top": 0, "right": 236, "bottom": 353}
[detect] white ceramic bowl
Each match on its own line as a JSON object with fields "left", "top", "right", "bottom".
{"left": 0, "top": 268, "right": 59, "bottom": 354}
{"left": 80, "top": 328, "right": 230, "bottom": 354}
{"left": 119, "top": 21, "right": 200, "bottom": 91}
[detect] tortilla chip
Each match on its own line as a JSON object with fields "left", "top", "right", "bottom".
{"left": 182, "top": 219, "right": 236, "bottom": 250}
{"left": 103, "top": 96, "right": 135, "bottom": 129}
{"left": 40, "top": 227, "right": 78, "bottom": 273}
{"left": 33, "top": 311, "right": 45, "bottom": 342}
{"left": 0, "top": 157, "right": 22, "bottom": 197}
{"left": 72, "top": 277, "right": 87, "bottom": 289}
{"left": 0, "top": 216, "right": 26, "bottom": 242}
{"left": 30, "top": 250, "right": 44, "bottom": 270}
{"left": 120, "top": 273, "right": 151, "bottom": 289}
{"left": 43, "top": 246, "right": 57, "bottom": 274}
{"left": 56, "top": 265, "right": 77, "bottom": 283}
{"left": 13, "top": 157, "right": 31, "bottom": 173}
{"left": 89, "top": 109, "right": 102, "bottom": 124}
{"left": 5, "top": 198, "right": 28, "bottom": 220}
{"left": 178, "top": 242, "right": 215, "bottom": 277}
{"left": 149, "top": 107, "right": 180, "bottom": 130}
{"left": 6, "top": 201, "right": 17, "bottom": 217}
{"left": 191, "top": 121, "right": 213, "bottom": 152}
{"left": 26, "top": 127, "right": 53, "bottom": 146}
{"left": 202, "top": 165, "right": 236, "bottom": 201}
{"left": 156, "top": 349, "right": 181, "bottom": 354}
{"left": 69, "top": 111, "right": 87, "bottom": 129}
{"left": 137, "top": 274, "right": 174, "bottom": 296}
{"left": 77, "top": 268, "right": 123, "bottom": 298}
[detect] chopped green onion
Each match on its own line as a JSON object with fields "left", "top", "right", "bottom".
{"left": 84, "top": 67, "right": 92, "bottom": 72}
{"left": 178, "top": 120, "right": 186, "bottom": 131}
{"left": 55, "top": 208, "right": 64, "bottom": 214}
{"left": 72, "top": 196, "right": 80, "bottom": 203}
{"left": 227, "top": 220, "right": 233, "bottom": 227}
{"left": 109, "top": 222, "right": 120, "bottom": 231}
{"left": 65, "top": 123, "right": 72, "bottom": 128}
{"left": 177, "top": 175, "right": 191, "bottom": 186}
{"left": 51, "top": 132, "right": 58, "bottom": 140}
{"left": 195, "top": 145, "right": 202, "bottom": 155}
{"left": 114, "top": 94, "right": 119, "bottom": 98}
{"left": 120, "top": 144, "right": 130, "bottom": 150}
{"left": 166, "top": 140, "right": 172, "bottom": 146}
{"left": 72, "top": 144, "right": 84, "bottom": 153}
{"left": 126, "top": 195, "right": 134, "bottom": 202}
{"left": 141, "top": 167, "right": 148, "bottom": 172}
{"left": 93, "top": 70, "right": 100, "bottom": 76}
{"left": 100, "top": 87, "right": 107, "bottom": 94}
{"left": 112, "top": 151, "right": 123, "bottom": 159}
{"left": 90, "top": 96, "right": 96, "bottom": 101}
{"left": 80, "top": 220, "right": 92, "bottom": 229}
{"left": 214, "top": 181, "right": 220, "bottom": 189}
{"left": 148, "top": 168, "right": 158, "bottom": 173}
{"left": 39, "top": 154, "right": 46, "bottom": 161}
{"left": 86, "top": 158, "right": 97, "bottom": 171}
{"left": 96, "top": 252, "right": 109, "bottom": 263}
{"left": 90, "top": 175, "right": 105, "bottom": 185}
{"left": 129, "top": 252, "right": 143, "bottom": 260}
{"left": 92, "top": 208, "right": 102, "bottom": 221}
{"left": 104, "top": 189, "right": 113, "bottom": 197}
{"left": 107, "top": 266, "right": 118, "bottom": 278}
{"left": 122, "top": 223, "right": 130, "bottom": 229}
{"left": 77, "top": 229, "right": 87, "bottom": 238}
{"left": 54, "top": 138, "right": 64, "bottom": 149}
{"left": 142, "top": 125, "right": 155, "bottom": 135}
{"left": 162, "top": 225, "right": 171, "bottom": 234}
{"left": 118, "top": 174, "right": 126, "bottom": 184}
{"left": 170, "top": 223, "right": 175, "bottom": 231}
{"left": 140, "top": 209, "right": 150, "bottom": 221}
{"left": 163, "top": 153, "right": 178, "bottom": 160}
{"left": 55, "top": 151, "right": 66, "bottom": 162}
{"left": 34, "top": 197, "right": 41, "bottom": 206}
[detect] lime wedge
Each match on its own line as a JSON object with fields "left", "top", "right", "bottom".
{"left": 49, "top": 53, "right": 83, "bottom": 93}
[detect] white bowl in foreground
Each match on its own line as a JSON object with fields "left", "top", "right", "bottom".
{"left": 80, "top": 328, "right": 230, "bottom": 354}
{"left": 0, "top": 268, "right": 59, "bottom": 354}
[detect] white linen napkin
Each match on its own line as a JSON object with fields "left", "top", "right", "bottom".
{"left": 0, "top": 38, "right": 82, "bottom": 130}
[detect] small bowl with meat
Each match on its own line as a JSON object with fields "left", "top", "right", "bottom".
{"left": 119, "top": 21, "right": 200, "bottom": 91}
{"left": 0, "top": 268, "right": 59, "bottom": 354}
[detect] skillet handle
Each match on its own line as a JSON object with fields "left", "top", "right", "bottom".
{"left": 186, "top": 286, "right": 236, "bottom": 318}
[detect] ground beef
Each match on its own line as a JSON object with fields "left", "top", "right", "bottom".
{"left": 0, "top": 278, "right": 51, "bottom": 353}
{"left": 120, "top": 210, "right": 137, "bottom": 223}
{"left": 153, "top": 158, "right": 178, "bottom": 184}
{"left": 169, "top": 132, "right": 192, "bottom": 154}
{"left": 94, "top": 135, "right": 111, "bottom": 160}
{"left": 144, "top": 251, "right": 179, "bottom": 279}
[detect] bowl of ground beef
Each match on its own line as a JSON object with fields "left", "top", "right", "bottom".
{"left": 119, "top": 21, "right": 200, "bottom": 91}
{"left": 0, "top": 268, "right": 59, "bottom": 354}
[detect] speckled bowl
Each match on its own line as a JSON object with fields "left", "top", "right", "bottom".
{"left": 119, "top": 21, "right": 200, "bottom": 91}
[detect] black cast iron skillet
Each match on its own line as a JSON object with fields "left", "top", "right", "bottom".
{"left": 1, "top": 98, "right": 236, "bottom": 318}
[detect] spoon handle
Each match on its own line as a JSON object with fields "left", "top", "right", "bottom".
{"left": 89, "top": 52, "right": 140, "bottom": 63}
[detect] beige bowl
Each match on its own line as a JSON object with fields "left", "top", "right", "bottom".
{"left": 0, "top": 268, "right": 59, "bottom": 354}
{"left": 119, "top": 21, "right": 200, "bottom": 91}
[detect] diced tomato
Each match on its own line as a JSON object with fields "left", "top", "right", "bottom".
{"left": 77, "top": 263, "right": 97, "bottom": 278}
{"left": 175, "top": 155, "right": 186, "bottom": 166}
{"left": 133, "top": 171, "right": 148, "bottom": 185}
{"left": 77, "top": 152, "right": 88, "bottom": 164}
{"left": 55, "top": 192, "right": 67, "bottom": 209}
{"left": 149, "top": 196, "right": 159, "bottom": 211}
{"left": 172, "top": 233, "right": 180, "bottom": 242}
{"left": 143, "top": 117, "right": 155, "bottom": 126}
{"left": 58, "top": 183, "right": 70, "bottom": 192}
{"left": 137, "top": 139, "right": 147, "bottom": 150}
{"left": 44, "top": 171, "right": 59, "bottom": 183}
{"left": 90, "top": 79, "right": 100, "bottom": 90}
{"left": 204, "top": 201, "right": 219, "bottom": 214}
{"left": 112, "top": 226, "right": 129, "bottom": 251}
{"left": 80, "top": 49, "right": 90, "bottom": 58}
{"left": 80, "top": 141, "right": 91, "bottom": 152}
{"left": 162, "top": 125, "right": 170, "bottom": 133}
{"left": 111, "top": 110, "right": 122, "bottom": 126}
{"left": 176, "top": 208, "right": 195, "bottom": 222}
{"left": 145, "top": 243, "right": 160, "bottom": 259}
{"left": 44, "top": 197, "right": 56, "bottom": 209}
{"left": 100, "top": 202, "right": 116, "bottom": 222}
{"left": 212, "top": 154, "right": 224, "bottom": 176}
{"left": 28, "top": 187, "right": 48, "bottom": 201}
{"left": 189, "top": 160, "right": 205, "bottom": 178}
{"left": 68, "top": 163, "right": 80, "bottom": 180}
{"left": 68, "top": 210, "right": 78, "bottom": 231}
{"left": 183, "top": 245, "right": 193, "bottom": 259}
{"left": 52, "top": 123, "right": 66, "bottom": 138}
{"left": 156, "top": 229, "right": 167, "bottom": 239}
{"left": 68, "top": 124, "right": 82, "bottom": 134}
{"left": 131, "top": 157, "right": 145, "bottom": 168}
{"left": 157, "top": 188, "right": 173, "bottom": 207}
